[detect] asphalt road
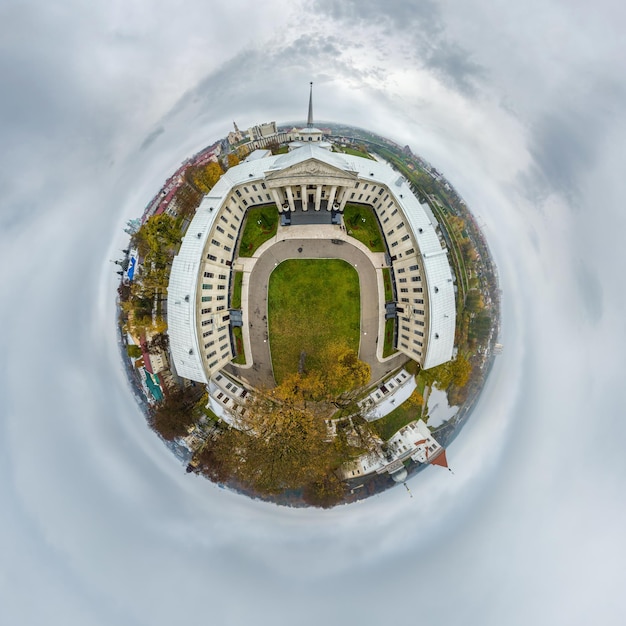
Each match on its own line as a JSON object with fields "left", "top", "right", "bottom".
{"left": 228, "top": 237, "right": 406, "bottom": 389}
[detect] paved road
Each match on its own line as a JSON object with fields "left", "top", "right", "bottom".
{"left": 227, "top": 228, "right": 407, "bottom": 389}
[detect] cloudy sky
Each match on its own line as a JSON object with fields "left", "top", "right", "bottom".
{"left": 1, "top": 1, "right": 625, "bottom": 624}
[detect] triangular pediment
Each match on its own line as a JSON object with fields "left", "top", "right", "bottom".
{"left": 264, "top": 157, "right": 358, "bottom": 187}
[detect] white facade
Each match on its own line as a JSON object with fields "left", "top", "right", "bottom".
{"left": 167, "top": 143, "right": 456, "bottom": 383}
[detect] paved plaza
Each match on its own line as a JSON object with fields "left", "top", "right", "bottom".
{"left": 226, "top": 223, "right": 407, "bottom": 389}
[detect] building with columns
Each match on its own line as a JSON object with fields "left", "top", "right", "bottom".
{"left": 167, "top": 139, "right": 456, "bottom": 382}
{"left": 167, "top": 86, "right": 455, "bottom": 385}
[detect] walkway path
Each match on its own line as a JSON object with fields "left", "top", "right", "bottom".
{"left": 226, "top": 223, "right": 407, "bottom": 389}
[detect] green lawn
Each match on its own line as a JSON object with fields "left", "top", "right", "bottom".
{"left": 238, "top": 204, "right": 279, "bottom": 257}
{"left": 371, "top": 399, "right": 421, "bottom": 441}
{"left": 231, "top": 271, "right": 243, "bottom": 309}
{"left": 382, "top": 267, "right": 393, "bottom": 302}
{"left": 268, "top": 259, "right": 360, "bottom": 383}
{"left": 343, "top": 204, "right": 386, "bottom": 252}
{"left": 232, "top": 326, "right": 245, "bottom": 364}
{"left": 382, "top": 317, "right": 396, "bottom": 357}
{"left": 341, "top": 146, "right": 374, "bottom": 160}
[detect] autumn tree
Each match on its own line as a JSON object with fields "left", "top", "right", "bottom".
{"left": 149, "top": 386, "right": 204, "bottom": 441}
{"left": 320, "top": 343, "right": 371, "bottom": 406}
{"left": 227, "top": 153, "right": 240, "bottom": 168}
{"left": 200, "top": 373, "right": 341, "bottom": 495}
{"left": 302, "top": 472, "right": 346, "bottom": 508}
{"left": 188, "top": 161, "right": 224, "bottom": 194}
{"left": 421, "top": 353, "right": 472, "bottom": 390}
{"left": 148, "top": 332, "right": 169, "bottom": 355}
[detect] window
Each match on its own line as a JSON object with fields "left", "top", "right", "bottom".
{"left": 204, "top": 341, "right": 215, "bottom": 348}
{"left": 216, "top": 295, "right": 225, "bottom": 301}
{"left": 416, "top": 330, "right": 424, "bottom": 337}
{"left": 227, "top": 233, "right": 234, "bottom": 240}
{"left": 413, "top": 340, "right": 423, "bottom": 346}
{"left": 242, "top": 199, "right": 248, "bottom": 206}
{"left": 400, "top": 288, "right": 408, "bottom": 293}
{"left": 217, "top": 285, "right": 225, "bottom": 290}
{"left": 216, "top": 226, "right": 224, "bottom": 234}
{"left": 204, "top": 272, "right": 214, "bottom": 278}
{"left": 401, "top": 234, "right": 410, "bottom": 242}
{"left": 397, "top": 268, "right": 405, "bottom": 274}
{"left": 363, "top": 184, "right": 368, "bottom": 190}
{"left": 224, "top": 245, "right": 231, "bottom": 252}
{"left": 209, "top": 360, "right": 218, "bottom": 368}
{"left": 201, "top": 296, "right": 211, "bottom": 302}
{"left": 396, "top": 221, "right": 404, "bottom": 229}
{"left": 387, "top": 229, "right": 394, "bottom": 236}
{"left": 378, "top": 188, "right": 384, "bottom": 195}
{"left": 416, "top": 320, "right": 425, "bottom": 326}
{"left": 413, "top": 309, "right": 424, "bottom": 315}
{"left": 202, "top": 284, "right": 212, "bottom": 290}
{"left": 401, "top": 297, "right": 409, "bottom": 303}
{"left": 207, "top": 254, "right": 217, "bottom": 261}
{"left": 391, "top": 208, "right": 398, "bottom": 216}
{"left": 218, "top": 274, "right": 227, "bottom": 280}
{"left": 409, "top": 264, "right": 418, "bottom": 271}
{"left": 261, "top": 182, "right": 266, "bottom": 189}
{"left": 201, "top": 320, "right": 212, "bottom": 327}
{"left": 243, "top": 187, "right": 249, "bottom": 193}
{"left": 202, "top": 330, "right": 213, "bottom": 338}
{"left": 414, "top": 298, "right": 424, "bottom": 304}
{"left": 391, "top": 241, "right": 398, "bottom": 247}
{"left": 399, "top": 278, "right": 407, "bottom": 283}
{"left": 216, "top": 305, "right": 225, "bottom": 311}
{"left": 406, "top": 248, "right": 415, "bottom": 255}
{"left": 252, "top": 185, "right": 257, "bottom": 192}
{"left": 236, "top": 189, "right": 242, "bottom": 197}
{"left": 201, "top": 307, "right": 212, "bottom": 314}
{"left": 383, "top": 217, "right": 390, "bottom": 224}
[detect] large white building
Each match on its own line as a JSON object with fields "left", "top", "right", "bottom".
{"left": 167, "top": 94, "right": 456, "bottom": 385}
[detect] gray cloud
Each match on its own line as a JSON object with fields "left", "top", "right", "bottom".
{"left": 1, "top": 1, "right": 626, "bottom": 625}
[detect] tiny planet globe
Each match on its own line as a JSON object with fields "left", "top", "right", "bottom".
{"left": 117, "top": 84, "right": 500, "bottom": 508}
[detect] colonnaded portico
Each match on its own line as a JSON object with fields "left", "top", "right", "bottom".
{"left": 226, "top": 224, "right": 408, "bottom": 389}
{"left": 168, "top": 136, "right": 456, "bottom": 387}
{"left": 265, "top": 149, "right": 358, "bottom": 213}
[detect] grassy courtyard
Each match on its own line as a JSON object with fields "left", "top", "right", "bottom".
{"left": 238, "top": 204, "right": 279, "bottom": 257}
{"left": 268, "top": 259, "right": 360, "bottom": 383}
{"left": 343, "top": 204, "right": 386, "bottom": 252}
{"left": 231, "top": 271, "right": 243, "bottom": 309}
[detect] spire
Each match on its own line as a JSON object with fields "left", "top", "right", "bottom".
{"left": 307, "top": 81, "right": 314, "bottom": 128}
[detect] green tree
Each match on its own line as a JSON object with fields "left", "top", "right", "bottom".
{"left": 465, "top": 289, "right": 483, "bottom": 313}
{"left": 126, "top": 344, "right": 142, "bottom": 359}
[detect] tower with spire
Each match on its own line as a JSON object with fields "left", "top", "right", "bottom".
{"left": 288, "top": 82, "right": 332, "bottom": 151}
{"left": 307, "top": 81, "right": 314, "bottom": 128}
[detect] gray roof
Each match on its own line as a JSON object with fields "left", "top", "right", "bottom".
{"left": 168, "top": 144, "right": 455, "bottom": 380}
